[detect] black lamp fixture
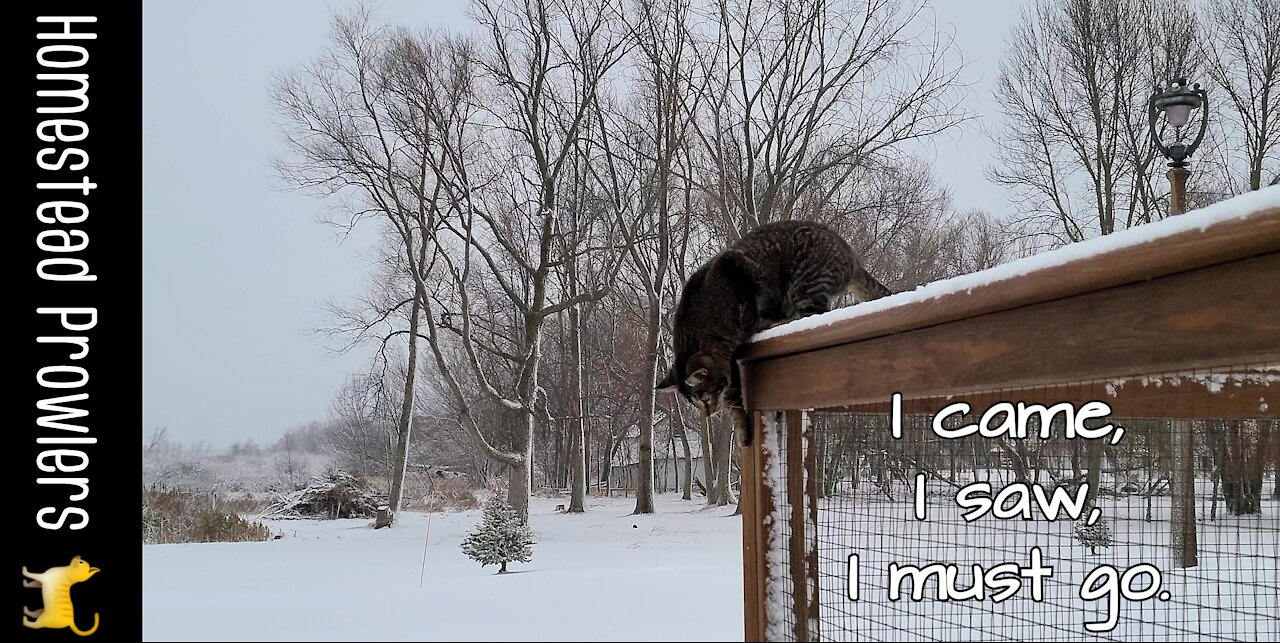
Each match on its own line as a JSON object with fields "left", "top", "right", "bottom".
{"left": 1148, "top": 77, "right": 1208, "bottom": 168}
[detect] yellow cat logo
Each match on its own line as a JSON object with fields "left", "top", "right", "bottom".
{"left": 22, "top": 556, "right": 100, "bottom": 636}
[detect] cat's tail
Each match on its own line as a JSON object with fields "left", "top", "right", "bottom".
{"left": 849, "top": 267, "right": 894, "bottom": 301}
{"left": 71, "top": 613, "right": 98, "bottom": 637}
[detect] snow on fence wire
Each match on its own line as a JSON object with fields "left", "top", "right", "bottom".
{"left": 736, "top": 189, "right": 1280, "bottom": 642}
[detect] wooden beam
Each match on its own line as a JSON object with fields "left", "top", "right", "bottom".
{"left": 742, "top": 204, "right": 1280, "bottom": 362}
{"left": 742, "top": 253, "right": 1280, "bottom": 412}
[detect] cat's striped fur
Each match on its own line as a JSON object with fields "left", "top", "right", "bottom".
{"left": 657, "top": 220, "right": 892, "bottom": 445}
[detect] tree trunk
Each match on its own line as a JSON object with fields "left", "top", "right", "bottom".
{"left": 602, "top": 431, "right": 616, "bottom": 490}
{"left": 1083, "top": 441, "right": 1103, "bottom": 511}
{"left": 674, "top": 402, "right": 693, "bottom": 501}
{"left": 700, "top": 416, "right": 716, "bottom": 504}
{"left": 633, "top": 304, "right": 660, "bottom": 514}
{"left": 386, "top": 287, "right": 422, "bottom": 524}
{"left": 508, "top": 438, "right": 533, "bottom": 525}
{"left": 1210, "top": 473, "right": 1219, "bottom": 521}
{"left": 568, "top": 298, "right": 587, "bottom": 513}
{"left": 1219, "top": 420, "right": 1270, "bottom": 516}
{"left": 553, "top": 415, "right": 564, "bottom": 489}
{"left": 715, "top": 414, "right": 736, "bottom": 507}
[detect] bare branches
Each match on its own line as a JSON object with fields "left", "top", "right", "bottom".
{"left": 275, "top": 0, "right": 1003, "bottom": 519}
{"left": 989, "top": 0, "right": 1197, "bottom": 246}
{"left": 687, "top": 0, "right": 971, "bottom": 235}
{"left": 1201, "top": 0, "right": 1280, "bottom": 192}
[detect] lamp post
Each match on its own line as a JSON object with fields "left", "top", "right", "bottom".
{"left": 1150, "top": 78, "right": 1208, "bottom": 570}
{"left": 1148, "top": 78, "right": 1208, "bottom": 216}
{"left": 1149, "top": 82, "right": 1208, "bottom": 569}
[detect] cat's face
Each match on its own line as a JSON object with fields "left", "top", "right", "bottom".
{"left": 67, "top": 556, "right": 99, "bottom": 582}
{"left": 656, "top": 351, "right": 731, "bottom": 417}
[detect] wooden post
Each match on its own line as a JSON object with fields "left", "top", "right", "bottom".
{"left": 374, "top": 505, "right": 392, "bottom": 529}
{"left": 1151, "top": 153, "right": 1198, "bottom": 553}
{"left": 803, "top": 412, "right": 821, "bottom": 641}
{"left": 742, "top": 411, "right": 771, "bottom": 642}
{"left": 1167, "top": 166, "right": 1190, "bottom": 216}
{"left": 785, "top": 410, "right": 809, "bottom": 642}
{"left": 1168, "top": 419, "right": 1198, "bottom": 568}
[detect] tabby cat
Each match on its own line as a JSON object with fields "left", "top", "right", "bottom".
{"left": 656, "top": 220, "right": 892, "bottom": 445}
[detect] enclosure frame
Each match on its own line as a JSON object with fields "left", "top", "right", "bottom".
{"left": 736, "top": 200, "right": 1280, "bottom": 642}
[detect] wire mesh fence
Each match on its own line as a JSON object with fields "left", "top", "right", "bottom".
{"left": 761, "top": 364, "right": 1279, "bottom": 642}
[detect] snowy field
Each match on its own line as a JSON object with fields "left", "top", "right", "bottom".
{"left": 143, "top": 488, "right": 1278, "bottom": 641}
{"left": 143, "top": 494, "right": 745, "bottom": 641}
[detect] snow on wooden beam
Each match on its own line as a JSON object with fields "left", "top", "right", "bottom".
{"left": 742, "top": 188, "right": 1280, "bottom": 362}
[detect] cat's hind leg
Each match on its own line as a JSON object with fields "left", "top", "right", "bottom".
{"left": 23, "top": 607, "right": 43, "bottom": 619}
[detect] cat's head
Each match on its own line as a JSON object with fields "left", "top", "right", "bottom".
{"left": 67, "top": 556, "right": 99, "bottom": 582}
{"left": 656, "top": 351, "right": 732, "bottom": 417}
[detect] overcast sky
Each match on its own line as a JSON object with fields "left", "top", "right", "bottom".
{"left": 142, "top": 0, "right": 1021, "bottom": 447}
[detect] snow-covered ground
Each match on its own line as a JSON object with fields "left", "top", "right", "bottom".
{"left": 143, "top": 487, "right": 1277, "bottom": 641}
{"left": 143, "top": 494, "right": 745, "bottom": 641}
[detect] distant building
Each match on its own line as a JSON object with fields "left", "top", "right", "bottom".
{"left": 608, "top": 425, "right": 708, "bottom": 493}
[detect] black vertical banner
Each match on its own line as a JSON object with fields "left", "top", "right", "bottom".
{"left": 12, "top": 3, "right": 142, "bottom": 641}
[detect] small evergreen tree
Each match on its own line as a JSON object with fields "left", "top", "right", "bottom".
{"left": 460, "top": 497, "right": 534, "bottom": 574}
{"left": 1074, "top": 519, "right": 1113, "bottom": 555}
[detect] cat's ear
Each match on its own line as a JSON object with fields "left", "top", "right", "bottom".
{"left": 718, "top": 249, "right": 760, "bottom": 295}
{"left": 655, "top": 366, "right": 679, "bottom": 391}
{"left": 719, "top": 249, "right": 757, "bottom": 278}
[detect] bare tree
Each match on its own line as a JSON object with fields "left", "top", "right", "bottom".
{"left": 407, "top": 0, "right": 628, "bottom": 522}
{"left": 323, "top": 230, "right": 434, "bottom": 520}
{"left": 687, "top": 0, "right": 969, "bottom": 238}
{"left": 990, "top": 0, "right": 1195, "bottom": 247}
{"left": 144, "top": 426, "right": 169, "bottom": 456}
{"left": 988, "top": 0, "right": 1226, "bottom": 522}
{"left": 590, "top": 0, "right": 704, "bottom": 514}
{"left": 324, "top": 373, "right": 398, "bottom": 477}
{"left": 1202, "top": 0, "right": 1280, "bottom": 192}
{"left": 667, "top": 396, "right": 695, "bottom": 500}
{"left": 279, "top": 0, "right": 995, "bottom": 523}
{"left": 554, "top": 114, "right": 622, "bottom": 512}
{"left": 276, "top": 434, "right": 302, "bottom": 490}
{"left": 272, "top": 8, "right": 453, "bottom": 526}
